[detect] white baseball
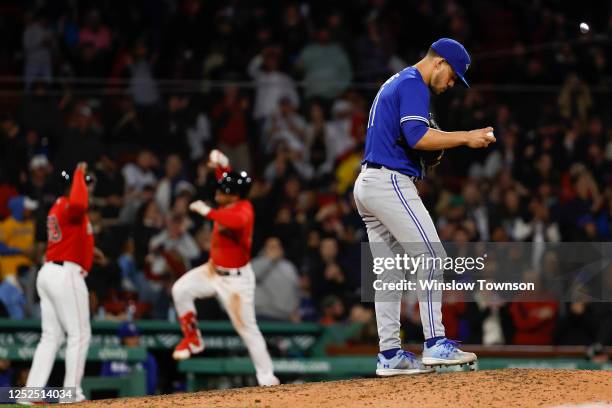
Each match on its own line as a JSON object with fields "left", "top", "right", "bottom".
{"left": 580, "top": 22, "right": 590, "bottom": 34}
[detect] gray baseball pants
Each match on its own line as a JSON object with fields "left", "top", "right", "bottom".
{"left": 354, "top": 165, "right": 446, "bottom": 351}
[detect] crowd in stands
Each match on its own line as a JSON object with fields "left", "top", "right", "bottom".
{"left": 0, "top": 0, "right": 611, "bottom": 350}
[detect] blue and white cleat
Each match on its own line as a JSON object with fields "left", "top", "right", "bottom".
{"left": 376, "top": 349, "right": 434, "bottom": 376}
{"left": 422, "top": 338, "right": 477, "bottom": 367}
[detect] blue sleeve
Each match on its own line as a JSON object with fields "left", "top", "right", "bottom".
{"left": 401, "top": 120, "right": 429, "bottom": 148}
{"left": 398, "top": 79, "right": 430, "bottom": 128}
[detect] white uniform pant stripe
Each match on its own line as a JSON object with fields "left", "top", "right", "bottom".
{"left": 390, "top": 173, "right": 438, "bottom": 339}
{"left": 353, "top": 167, "right": 446, "bottom": 350}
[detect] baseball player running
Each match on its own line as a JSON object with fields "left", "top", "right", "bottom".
{"left": 25, "top": 163, "right": 102, "bottom": 402}
{"left": 171, "top": 150, "right": 279, "bottom": 387}
{"left": 354, "top": 38, "right": 496, "bottom": 375}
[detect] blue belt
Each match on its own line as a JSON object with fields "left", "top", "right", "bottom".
{"left": 364, "top": 162, "right": 419, "bottom": 181}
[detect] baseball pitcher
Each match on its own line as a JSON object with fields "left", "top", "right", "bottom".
{"left": 25, "top": 163, "right": 100, "bottom": 402}
{"left": 354, "top": 38, "right": 496, "bottom": 375}
{"left": 171, "top": 150, "right": 279, "bottom": 387}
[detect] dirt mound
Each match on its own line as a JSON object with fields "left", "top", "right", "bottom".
{"left": 82, "top": 369, "right": 612, "bottom": 408}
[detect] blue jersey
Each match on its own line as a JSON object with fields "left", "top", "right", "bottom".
{"left": 362, "top": 66, "right": 431, "bottom": 178}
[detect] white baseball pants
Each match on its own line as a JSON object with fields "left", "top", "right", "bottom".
{"left": 172, "top": 262, "right": 277, "bottom": 386}
{"left": 354, "top": 166, "right": 446, "bottom": 351}
{"left": 26, "top": 261, "right": 90, "bottom": 402}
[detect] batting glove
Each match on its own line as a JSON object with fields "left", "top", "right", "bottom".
{"left": 189, "top": 200, "right": 211, "bottom": 217}
{"left": 209, "top": 149, "right": 230, "bottom": 168}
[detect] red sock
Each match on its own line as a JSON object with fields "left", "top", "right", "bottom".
{"left": 178, "top": 311, "right": 199, "bottom": 338}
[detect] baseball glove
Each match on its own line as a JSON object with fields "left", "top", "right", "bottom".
{"left": 395, "top": 112, "right": 445, "bottom": 172}
{"left": 419, "top": 113, "right": 444, "bottom": 168}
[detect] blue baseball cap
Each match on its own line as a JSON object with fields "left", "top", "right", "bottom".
{"left": 430, "top": 38, "right": 471, "bottom": 87}
{"left": 118, "top": 322, "right": 140, "bottom": 339}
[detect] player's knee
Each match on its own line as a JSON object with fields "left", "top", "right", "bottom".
{"left": 66, "top": 326, "right": 90, "bottom": 343}
{"left": 41, "top": 330, "right": 64, "bottom": 346}
{"left": 235, "top": 317, "right": 259, "bottom": 334}
{"left": 80, "top": 330, "right": 91, "bottom": 345}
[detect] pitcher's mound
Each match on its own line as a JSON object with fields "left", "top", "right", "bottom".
{"left": 83, "top": 369, "right": 612, "bottom": 408}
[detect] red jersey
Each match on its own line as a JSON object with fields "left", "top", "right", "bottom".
{"left": 45, "top": 168, "right": 94, "bottom": 271}
{"left": 207, "top": 200, "right": 254, "bottom": 268}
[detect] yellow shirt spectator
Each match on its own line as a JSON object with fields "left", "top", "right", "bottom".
{"left": 0, "top": 196, "right": 37, "bottom": 278}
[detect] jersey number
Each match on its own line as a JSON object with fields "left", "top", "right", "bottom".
{"left": 47, "top": 215, "right": 62, "bottom": 243}
{"left": 367, "top": 72, "right": 399, "bottom": 128}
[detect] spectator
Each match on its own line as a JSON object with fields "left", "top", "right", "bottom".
{"left": 297, "top": 275, "right": 318, "bottom": 322}
{"left": 558, "top": 73, "right": 592, "bottom": 121}
{"left": 161, "top": 95, "right": 194, "bottom": 156}
{"left": 79, "top": 10, "right": 112, "bottom": 55}
{"left": 55, "top": 103, "right": 103, "bottom": 172}
{"left": 0, "top": 116, "right": 29, "bottom": 188}
{"left": 143, "top": 213, "right": 200, "bottom": 319}
{"left": 509, "top": 270, "right": 558, "bottom": 345}
{"left": 253, "top": 237, "right": 300, "bottom": 321}
{"left": 22, "top": 156, "right": 55, "bottom": 248}
{"left": 105, "top": 96, "right": 143, "bottom": 151}
{"left": 279, "top": 3, "right": 308, "bottom": 62}
{"left": 92, "top": 154, "right": 125, "bottom": 219}
{"left": 18, "top": 82, "right": 61, "bottom": 144}
{"left": 325, "top": 100, "right": 356, "bottom": 167}
{"left": 327, "top": 9, "right": 352, "bottom": 45}
{"left": 186, "top": 110, "right": 212, "bottom": 162}
{"left": 23, "top": 12, "right": 54, "bottom": 89}
{"left": 306, "top": 237, "right": 352, "bottom": 306}
{"left": 353, "top": 16, "right": 394, "bottom": 82}
{"left": 509, "top": 299, "right": 558, "bottom": 345}
{"left": 147, "top": 212, "right": 200, "bottom": 279}
{"left": 0, "top": 178, "right": 18, "bottom": 222}
{"left": 555, "top": 301, "right": 597, "bottom": 345}
{"left": 132, "top": 200, "right": 164, "bottom": 270}
{"left": 248, "top": 47, "right": 299, "bottom": 123}
{"left": 0, "top": 278, "right": 25, "bottom": 319}
{"left": 172, "top": 182, "right": 196, "bottom": 217}
{"left": 295, "top": 27, "right": 352, "bottom": 100}
{"left": 100, "top": 322, "right": 158, "bottom": 395}
{"left": 127, "top": 39, "right": 160, "bottom": 108}
{"left": 304, "top": 102, "right": 331, "bottom": 177}
{"left": 319, "top": 295, "right": 345, "bottom": 326}
{"left": 210, "top": 84, "right": 251, "bottom": 172}
{"left": 0, "top": 196, "right": 38, "bottom": 287}
{"left": 155, "top": 154, "right": 185, "bottom": 215}
{"left": 86, "top": 207, "right": 123, "bottom": 300}
{"left": 122, "top": 150, "right": 158, "bottom": 195}
{"left": 121, "top": 151, "right": 159, "bottom": 223}
{"left": 561, "top": 171, "right": 603, "bottom": 241}
{"left": 461, "top": 181, "right": 490, "bottom": 241}
{"left": 263, "top": 97, "right": 307, "bottom": 154}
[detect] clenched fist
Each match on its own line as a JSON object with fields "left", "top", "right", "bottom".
{"left": 466, "top": 127, "right": 496, "bottom": 148}
{"left": 208, "top": 149, "right": 229, "bottom": 168}
{"left": 189, "top": 200, "right": 211, "bottom": 216}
